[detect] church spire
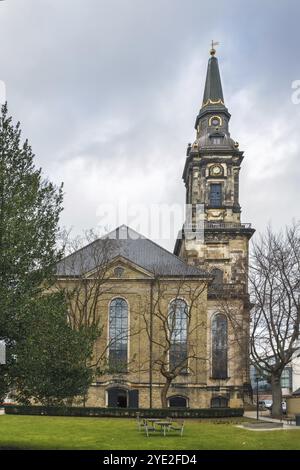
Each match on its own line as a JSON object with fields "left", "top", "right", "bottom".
{"left": 202, "top": 49, "right": 224, "bottom": 107}
{"left": 194, "top": 45, "right": 230, "bottom": 132}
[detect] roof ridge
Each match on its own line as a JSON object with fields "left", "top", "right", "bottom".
{"left": 57, "top": 225, "right": 209, "bottom": 278}
{"left": 112, "top": 225, "right": 208, "bottom": 276}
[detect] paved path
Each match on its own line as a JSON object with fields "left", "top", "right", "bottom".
{"left": 244, "top": 411, "right": 296, "bottom": 429}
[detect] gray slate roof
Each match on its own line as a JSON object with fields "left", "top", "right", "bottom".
{"left": 56, "top": 225, "right": 208, "bottom": 278}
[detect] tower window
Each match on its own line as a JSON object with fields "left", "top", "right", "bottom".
{"left": 210, "top": 136, "right": 223, "bottom": 145}
{"left": 210, "top": 184, "right": 222, "bottom": 207}
{"left": 211, "top": 268, "right": 224, "bottom": 287}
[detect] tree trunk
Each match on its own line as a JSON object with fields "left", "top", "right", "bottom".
{"left": 271, "top": 374, "right": 282, "bottom": 418}
{"left": 161, "top": 379, "right": 172, "bottom": 408}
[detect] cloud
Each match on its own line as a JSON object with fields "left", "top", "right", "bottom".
{"left": 0, "top": 0, "right": 299, "bottom": 250}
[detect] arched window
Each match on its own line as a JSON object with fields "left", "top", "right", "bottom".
{"left": 169, "top": 299, "right": 188, "bottom": 372}
{"left": 168, "top": 396, "right": 188, "bottom": 408}
{"left": 211, "top": 313, "right": 228, "bottom": 379}
{"left": 211, "top": 268, "right": 223, "bottom": 287}
{"left": 109, "top": 298, "right": 128, "bottom": 372}
{"left": 211, "top": 396, "right": 229, "bottom": 408}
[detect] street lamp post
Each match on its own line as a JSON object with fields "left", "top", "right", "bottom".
{"left": 256, "top": 377, "right": 260, "bottom": 420}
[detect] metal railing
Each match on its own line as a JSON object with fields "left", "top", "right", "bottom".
{"left": 183, "top": 221, "right": 252, "bottom": 231}
{"left": 208, "top": 283, "right": 247, "bottom": 297}
{"left": 204, "top": 221, "right": 252, "bottom": 229}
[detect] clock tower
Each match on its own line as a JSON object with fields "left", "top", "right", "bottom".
{"left": 175, "top": 46, "right": 255, "bottom": 285}
{"left": 174, "top": 46, "right": 255, "bottom": 397}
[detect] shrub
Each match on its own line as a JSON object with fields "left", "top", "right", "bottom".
{"left": 4, "top": 405, "right": 244, "bottom": 419}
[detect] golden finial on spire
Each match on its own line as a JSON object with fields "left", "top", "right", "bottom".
{"left": 210, "top": 40, "right": 220, "bottom": 56}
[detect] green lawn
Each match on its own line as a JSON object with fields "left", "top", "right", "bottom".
{"left": 0, "top": 416, "right": 300, "bottom": 450}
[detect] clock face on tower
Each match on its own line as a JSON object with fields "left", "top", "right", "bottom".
{"left": 210, "top": 165, "right": 223, "bottom": 177}
{"left": 210, "top": 116, "right": 222, "bottom": 127}
{"left": 211, "top": 117, "right": 220, "bottom": 126}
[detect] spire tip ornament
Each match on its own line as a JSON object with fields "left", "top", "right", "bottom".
{"left": 210, "top": 40, "right": 220, "bottom": 56}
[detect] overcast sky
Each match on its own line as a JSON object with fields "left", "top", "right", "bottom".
{"left": 0, "top": 0, "right": 299, "bottom": 250}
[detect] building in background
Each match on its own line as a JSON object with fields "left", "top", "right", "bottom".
{"left": 250, "top": 348, "right": 300, "bottom": 400}
{"left": 250, "top": 365, "right": 292, "bottom": 399}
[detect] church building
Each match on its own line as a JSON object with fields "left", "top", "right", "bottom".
{"left": 56, "top": 46, "right": 255, "bottom": 409}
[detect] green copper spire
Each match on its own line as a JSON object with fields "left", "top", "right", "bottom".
{"left": 202, "top": 49, "right": 224, "bottom": 107}
{"left": 195, "top": 45, "right": 229, "bottom": 130}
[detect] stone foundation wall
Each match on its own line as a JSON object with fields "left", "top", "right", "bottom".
{"left": 86, "top": 383, "right": 244, "bottom": 409}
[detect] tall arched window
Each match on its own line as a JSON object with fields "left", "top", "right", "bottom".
{"left": 169, "top": 299, "right": 188, "bottom": 372}
{"left": 109, "top": 298, "right": 128, "bottom": 372}
{"left": 212, "top": 313, "right": 228, "bottom": 379}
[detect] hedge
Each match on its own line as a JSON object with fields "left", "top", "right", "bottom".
{"left": 4, "top": 405, "right": 244, "bottom": 419}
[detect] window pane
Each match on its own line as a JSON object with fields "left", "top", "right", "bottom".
{"left": 109, "top": 298, "right": 128, "bottom": 372}
{"left": 210, "top": 184, "right": 222, "bottom": 207}
{"left": 169, "top": 396, "right": 187, "bottom": 408}
{"left": 212, "top": 314, "right": 228, "bottom": 379}
{"left": 211, "top": 396, "right": 229, "bottom": 408}
{"left": 211, "top": 137, "right": 223, "bottom": 144}
{"left": 211, "top": 268, "right": 223, "bottom": 287}
{"left": 281, "top": 368, "right": 291, "bottom": 389}
{"left": 169, "top": 300, "right": 188, "bottom": 372}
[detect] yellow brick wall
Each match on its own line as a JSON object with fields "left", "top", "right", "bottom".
{"left": 54, "top": 259, "right": 246, "bottom": 409}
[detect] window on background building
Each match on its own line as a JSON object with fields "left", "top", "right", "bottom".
{"left": 109, "top": 298, "right": 128, "bottom": 372}
{"left": 281, "top": 367, "right": 292, "bottom": 389}
{"left": 209, "top": 184, "right": 222, "bottom": 207}
{"left": 212, "top": 313, "right": 228, "bottom": 379}
{"left": 169, "top": 299, "right": 188, "bottom": 372}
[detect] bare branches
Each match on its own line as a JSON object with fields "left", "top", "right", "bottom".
{"left": 246, "top": 222, "right": 300, "bottom": 417}
{"left": 141, "top": 274, "right": 209, "bottom": 407}
{"left": 56, "top": 229, "right": 115, "bottom": 331}
{"left": 249, "top": 223, "right": 300, "bottom": 379}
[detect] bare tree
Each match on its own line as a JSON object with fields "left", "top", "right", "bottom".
{"left": 56, "top": 230, "right": 115, "bottom": 332}
{"left": 249, "top": 223, "right": 300, "bottom": 417}
{"left": 214, "top": 223, "right": 300, "bottom": 416}
{"left": 212, "top": 294, "right": 252, "bottom": 402}
{"left": 141, "top": 276, "right": 209, "bottom": 408}
{"left": 55, "top": 230, "right": 141, "bottom": 380}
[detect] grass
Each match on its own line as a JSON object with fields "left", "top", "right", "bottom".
{"left": 0, "top": 415, "right": 300, "bottom": 450}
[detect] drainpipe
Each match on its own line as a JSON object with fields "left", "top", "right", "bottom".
{"left": 149, "top": 280, "right": 154, "bottom": 408}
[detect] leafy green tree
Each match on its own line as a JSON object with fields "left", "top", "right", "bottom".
{"left": 11, "top": 293, "right": 94, "bottom": 406}
{"left": 0, "top": 103, "right": 63, "bottom": 339}
{"left": 0, "top": 103, "right": 63, "bottom": 397}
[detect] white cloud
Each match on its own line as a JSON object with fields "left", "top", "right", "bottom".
{"left": 1, "top": 0, "right": 299, "bottom": 250}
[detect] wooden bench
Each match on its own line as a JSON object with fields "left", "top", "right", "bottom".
{"left": 169, "top": 419, "right": 185, "bottom": 437}
{"left": 285, "top": 415, "right": 295, "bottom": 425}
